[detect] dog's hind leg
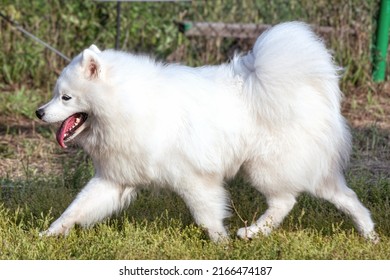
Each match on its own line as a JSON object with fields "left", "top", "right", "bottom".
{"left": 237, "top": 193, "right": 296, "bottom": 239}
{"left": 314, "top": 174, "right": 379, "bottom": 243}
{"left": 41, "top": 177, "right": 136, "bottom": 236}
{"left": 177, "top": 176, "right": 230, "bottom": 242}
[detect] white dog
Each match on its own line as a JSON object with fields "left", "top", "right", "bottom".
{"left": 36, "top": 22, "right": 378, "bottom": 242}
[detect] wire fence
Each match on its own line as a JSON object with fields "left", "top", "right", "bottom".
{"left": 170, "top": 19, "right": 362, "bottom": 62}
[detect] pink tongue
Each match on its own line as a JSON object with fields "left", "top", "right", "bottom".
{"left": 56, "top": 114, "right": 78, "bottom": 148}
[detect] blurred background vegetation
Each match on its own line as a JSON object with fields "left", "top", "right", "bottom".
{"left": 0, "top": 0, "right": 384, "bottom": 91}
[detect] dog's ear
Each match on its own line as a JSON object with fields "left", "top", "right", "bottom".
{"left": 89, "top": 44, "right": 101, "bottom": 53}
{"left": 81, "top": 48, "right": 101, "bottom": 80}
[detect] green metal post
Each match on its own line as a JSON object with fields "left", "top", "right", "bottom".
{"left": 373, "top": 0, "right": 390, "bottom": 82}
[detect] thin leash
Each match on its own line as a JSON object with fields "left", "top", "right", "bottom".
{"left": 0, "top": 11, "right": 71, "bottom": 62}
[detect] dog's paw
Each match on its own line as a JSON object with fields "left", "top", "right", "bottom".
{"left": 39, "top": 222, "right": 71, "bottom": 237}
{"left": 237, "top": 226, "right": 258, "bottom": 240}
{"left": 206, "top": 228, "right": 229, "bottom": 243}
{"left": 39, "top": 230, "right": 53, "bottom": 237}
{"left": 39, "top": 229, "right": 62, "bottom": 237}
{"left": 366, "top": 231, "right": 380, "bottom": 244}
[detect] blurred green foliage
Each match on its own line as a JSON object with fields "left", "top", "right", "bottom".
{"left": 0, "top": 0, "right": 381, "bottom": 91}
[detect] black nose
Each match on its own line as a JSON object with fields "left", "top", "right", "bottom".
{"left": 36, "top": 108, "right": 45, "bottom": 119}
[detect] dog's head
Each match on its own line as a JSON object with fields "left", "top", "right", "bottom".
{"left": 36, "top": 45, "right": 103, "bottom": 148}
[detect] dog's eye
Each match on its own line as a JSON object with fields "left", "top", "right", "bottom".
{"left": 62, "top": 95, "right": 72, "bottom": 101}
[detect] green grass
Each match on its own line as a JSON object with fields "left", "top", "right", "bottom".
{"left": 1, "top": 204, "right": 390, "bottom": 260}
{"left": 0, "top": 192, "right": 389, "bottom": 260}
{"left": 0, "top": 87, "right": 47, "bottom": 119}
{"left": 0, "top": 153, "right": 389, "bottom": 259}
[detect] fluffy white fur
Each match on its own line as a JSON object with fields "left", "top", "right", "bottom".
{"left": 37, "top": 22, "right": 378, "bottom": 242}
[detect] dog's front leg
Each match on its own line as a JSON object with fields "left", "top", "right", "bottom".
{"left": 41, "top": 177, "right": 135, "bottom": 236}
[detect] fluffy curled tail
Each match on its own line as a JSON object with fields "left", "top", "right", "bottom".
{"left": 234, "top": 22, "right": 343, "bottom": 120}
{"left": 233, "top": 21, "right": 351, "bottom": 170}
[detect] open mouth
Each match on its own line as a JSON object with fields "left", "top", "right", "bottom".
{"left": 56, "top": 113, "right": 88, "bottom": 148}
